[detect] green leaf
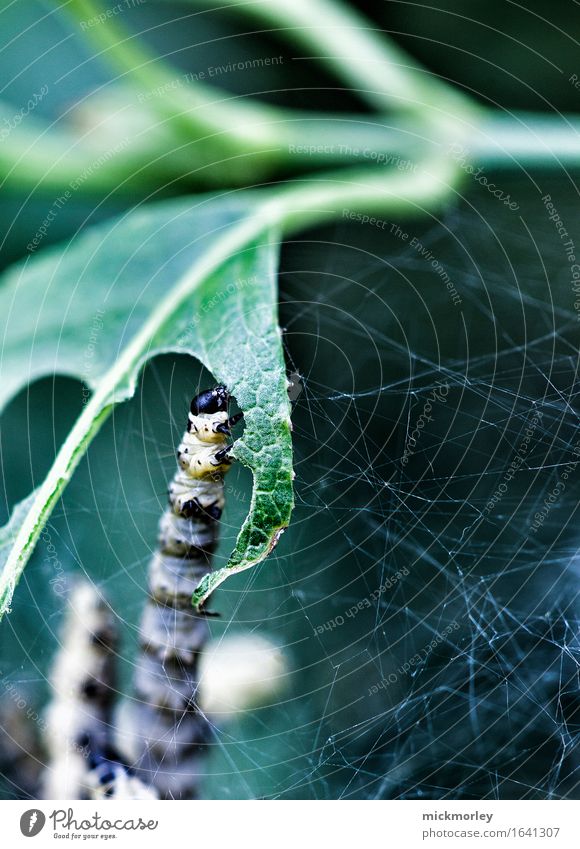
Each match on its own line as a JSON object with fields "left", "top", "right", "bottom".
{"left": 0, "top": 492, "right": 39, "bottom": 615}
{"left": 0, "top": 194, "right": 293, "bottom": 617}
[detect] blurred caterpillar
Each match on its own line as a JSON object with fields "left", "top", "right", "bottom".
{"left": 128, "top": 384, "right": 242, "bottom": 799}
{"left": 43, "top": 582, "right": 156, "bottom": 800}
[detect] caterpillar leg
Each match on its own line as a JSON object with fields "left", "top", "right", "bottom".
{"left": 215, "top": 412, "right": 244, "bottom": 435}
{"left": 212, "top": 444, "right": 235, "bottom": 465}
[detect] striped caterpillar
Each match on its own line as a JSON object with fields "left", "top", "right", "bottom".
{"left": 127, "top": 384, "right": 242, "bottom": 799}
{"left": 43, "top": 582, "right": 157, "bottom": 800}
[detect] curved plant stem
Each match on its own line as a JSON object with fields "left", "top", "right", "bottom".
{"left": 177, "top": 0, "right": 482, "bottom": 123}
{"left": 64, "top": 0, "right": 284, "bottom": 153}
{"left": 2, "top": 97, "right": 579, "bottom": 195}
{"left": 2, "top": 1, "right": 577, "bottom": 194}
{"left": 0, "top": 105, "right": 169, "bottom": 193}
{"left": 274, "top": 154, "right": 461, "bottom": 233}
{"left": 67, "top": 0, "right": 476, "bottom": 152}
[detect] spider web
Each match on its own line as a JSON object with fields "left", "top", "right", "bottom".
{"left": 1, "top": 175, "right": 580, "bottom": 801}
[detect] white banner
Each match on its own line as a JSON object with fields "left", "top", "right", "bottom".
{"left": 2, "top": 800, "right": 578, "bottom": 848}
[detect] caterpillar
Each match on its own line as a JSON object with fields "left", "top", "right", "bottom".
{"left": 43, "top": 581, "right": 157, "bottom": 800}
{"left": 3, "top": 386, "right": 289, "bottom": 799}
{"left": 128, "top": 384, "right": 242, "bottom": 799}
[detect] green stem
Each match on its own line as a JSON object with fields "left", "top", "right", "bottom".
{"left": 470, "top": 111, "right": 580, "bottom": 168}
{"left": 0, "top": 120, "right": 165, "bottom": 194}
{"left": 54, "top": 0, "right": 580, "bottom": 201}
{"left": 266, "top": 111, "right": 580, "bottom": 169}
{"left": 63, "top": 0, "right": 283, "bottom": 154}
{"left": 274, "top": 154, "right": 461, "bottom": 233}
{"left": 3, "top": 100, "right": 579, "bottom": 195}
{"left": 63, "top": 0, "right": 474, "bottom": 178}
{"left": 3, "top": 0, "right": 578, "bottom": 194}
{"left": 177, "top": 0, "right": 482, "bottom": 123}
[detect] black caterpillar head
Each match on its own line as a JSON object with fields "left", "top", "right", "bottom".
{"left": 190, "top": 384, "right": 229, "bottom": 415}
